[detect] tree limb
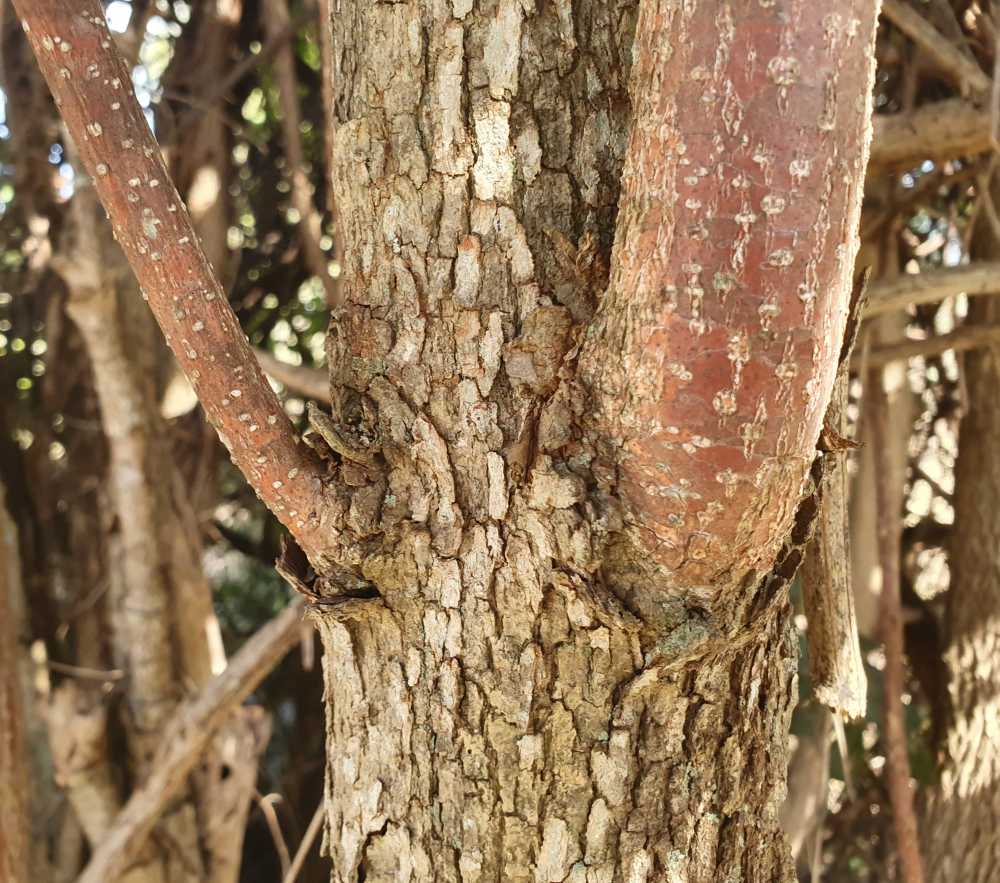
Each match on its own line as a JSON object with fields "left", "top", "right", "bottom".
{"left": 858, "top": 322, "right": 1000, "bottom": 368}
{"left": 263, "top": 0, "right": 341, "bottom": 307}
{"left": 575, "top": 1, "right": 879, "bottom": 603}
{"left": 870, "top": 99, "right": 993, "bottom": 171}
{"left": 881, "top": 0, "right": 991, "bottom": 95}
{"left": 866, "top": 261, "right": 1000, "bottom": 317}
{"left": 76, "top": 600, "right": 305, "bottom": 883}
{"left": 15, "top": 0, "right": 338, "bottom": 567}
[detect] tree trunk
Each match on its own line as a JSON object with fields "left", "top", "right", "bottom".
{"left": 924, "top": 184, "right": 1000, "bottom": 883}
{"left": 316, "top": 1, "right": 879, "bottom": 879}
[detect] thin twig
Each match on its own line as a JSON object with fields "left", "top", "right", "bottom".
{"left": 867, "top": 373, "right": 926, "bottom": 883}
{"left": 47, "top": 660, "right": 124, "bottom": 682}
{"left": 208, "top": 8, "right": 313, "bottom": 107}
{"left": 855, "top": 322, "right": 1000, "bottom": 368}
{"left": 865, "top": 260, "right": 1000, "bottom": 317}
{"left": 281, "top": 801, "right": 325, "bottom": 883}
{"left": 255, "top": 791, "right": 292, "bottom": 878}
{"left": 255, "top": 348, "right": 331, "bottom": 403}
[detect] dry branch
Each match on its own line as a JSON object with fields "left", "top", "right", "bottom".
{"left": 76, "top": 600, "right": 305, "bottom": 883}
{"left": 865, "top": 260, "right": 1000, "bottom": 317}
{"left": 867, "top": 375, "right": 926, "bottom": 883}
{"left": 870, "top": 99, "right": 993, "bottom": 171}
{"left": 859, "top": 322, "right": 1000, "bottom": 367}
{"left": 881, "top": 0, "right": 991, "bottom": 94}
{"left": 801, "top": 275, "right": 868, "bottom": 720}
{"left": 255, "top": 349, "right": 331, "bottom": 403}
{"left": 14, "top": 0, "right": 337, "bottom": 567}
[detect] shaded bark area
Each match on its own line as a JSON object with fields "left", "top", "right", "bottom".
{"left": 315, "top": 0, "right": 877, "bottom": 879}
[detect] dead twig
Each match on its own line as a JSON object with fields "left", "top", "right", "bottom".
{"left": 255, "top": 791, "right": 292, "bottom": 879}
{"left": 281, "top": 801, "right": 325, "bottom": 883}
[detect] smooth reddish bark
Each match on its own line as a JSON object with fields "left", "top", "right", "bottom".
{"left": 579, "top": 1, "right": 879, "bottom": 597}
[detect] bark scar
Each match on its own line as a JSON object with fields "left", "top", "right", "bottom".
{"left": 306, "top": 401, "right": 382, "bottom": 467}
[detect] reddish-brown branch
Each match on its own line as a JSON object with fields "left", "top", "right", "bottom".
{"left": 577, "top": 1, "right": 880, "bottom": 596}
{"left": 870, "top": 99, "right": 993, "bottom": 171}
{"left": 867, "top": 374, "right": 926, "bottom": 883}
{"left": 14, "top": 0, "right": 337, "bottom": 567}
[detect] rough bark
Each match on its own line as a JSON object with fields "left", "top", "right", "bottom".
{"left": 16, "top": 0, "right": 880, "bottom": 879}
{"left": 315, "top": 0, "right": 878, "bottom": 880}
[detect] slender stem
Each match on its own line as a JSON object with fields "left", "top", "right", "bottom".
{"left": 281, "top": 801, "right": 325, "bottom": 883}
{"left": 857, "top": 322, "right": 1000, "bottom": 368}
{"left": 13, "top": 0, "right": 336, "bottom": 566}
{"left": 263, "top": 0, "right": 342, "bottom": 307}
